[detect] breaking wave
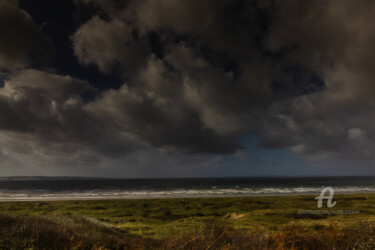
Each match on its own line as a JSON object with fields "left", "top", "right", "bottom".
{"left": 1, "top": 186, "right": 375, "bottom": 200}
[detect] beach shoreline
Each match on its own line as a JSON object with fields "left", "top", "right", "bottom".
{"left": 1, "top": 191, "right": 375, "bottom": 202}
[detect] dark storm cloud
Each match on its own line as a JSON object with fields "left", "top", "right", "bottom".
{"left": 70, "top": 0, "right": 314, "bottom": 155}
{"left": 72, "top": 15, "right": 149, "bottom": 74}
{"left": 73, "top": 0, "right": 272, "bottom": 71}
{"left": 1, "top": 0, "right": 375, "bottom": 174}
{"left": 71, "top": 0, "right": 375, "bottom": 163}
{"left": 70, "top": 0, "right": 283, "bottom": 155}
{"left": 259, "top": 0, "right": 375, "bottom": 161}
{"left": 0, "top": 70, "right": 95, "bottom": 132}
{"left": 0, "top": 0, "right": 54, "bottom": 69}
{"left": 85, "top": 53, "right": 242, "bottom": 154}
{"left": 0, "top": 70, "right": 142, "bottom": 161}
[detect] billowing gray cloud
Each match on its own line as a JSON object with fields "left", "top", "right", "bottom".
{"left": 0, "top": 70, "right": 145, "bottom": 161}
{"left": 70, "top": 0, "right": 282, "bottom": 156}
{"left": 85, "top": 52, "right": 242, "bottom": 154}
{"left": 70, "top": 0, "right": 375, "bottom": 165}
{"left": 0, "top": 0, "right": 54, "bottom": 69}
{"left": 258, "top": 0, "right": 375, "bottom": 162}
{"left": 72, "top": 15, "right": 149, "bottom": 75}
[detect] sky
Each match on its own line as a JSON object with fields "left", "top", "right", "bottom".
{"left": 1, "top": 0, "right": 375, "bottom": 177}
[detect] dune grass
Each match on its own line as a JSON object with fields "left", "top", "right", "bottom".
{"left": 0, "top": 194, "right": 374, "bottom": 249}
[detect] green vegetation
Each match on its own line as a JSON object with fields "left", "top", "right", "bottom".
{"left": 0, "top": 194, "right": 374, "bottom": 249}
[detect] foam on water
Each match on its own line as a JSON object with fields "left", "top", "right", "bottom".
{"left": 0, "top": 177, "right": 374, "bottom": 200}
{"left": 0, "top": 185, "right": 375, "bottom": 200}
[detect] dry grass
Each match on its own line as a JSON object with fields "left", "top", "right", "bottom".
{"left": 1, "top": 194, "right": 375, "bottom": 249}
{"left": 162, "top": 222, "right": 375, "bottom": 250}
{"left": 0, "top": 214, "right": 147, "bottom": 249}
{"left": 1, "top": 214, "right": 375, "bottom": 249}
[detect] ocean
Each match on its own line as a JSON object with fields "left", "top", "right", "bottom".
{"left": 0, "top": 176, "right": 375, "bottom": 200}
